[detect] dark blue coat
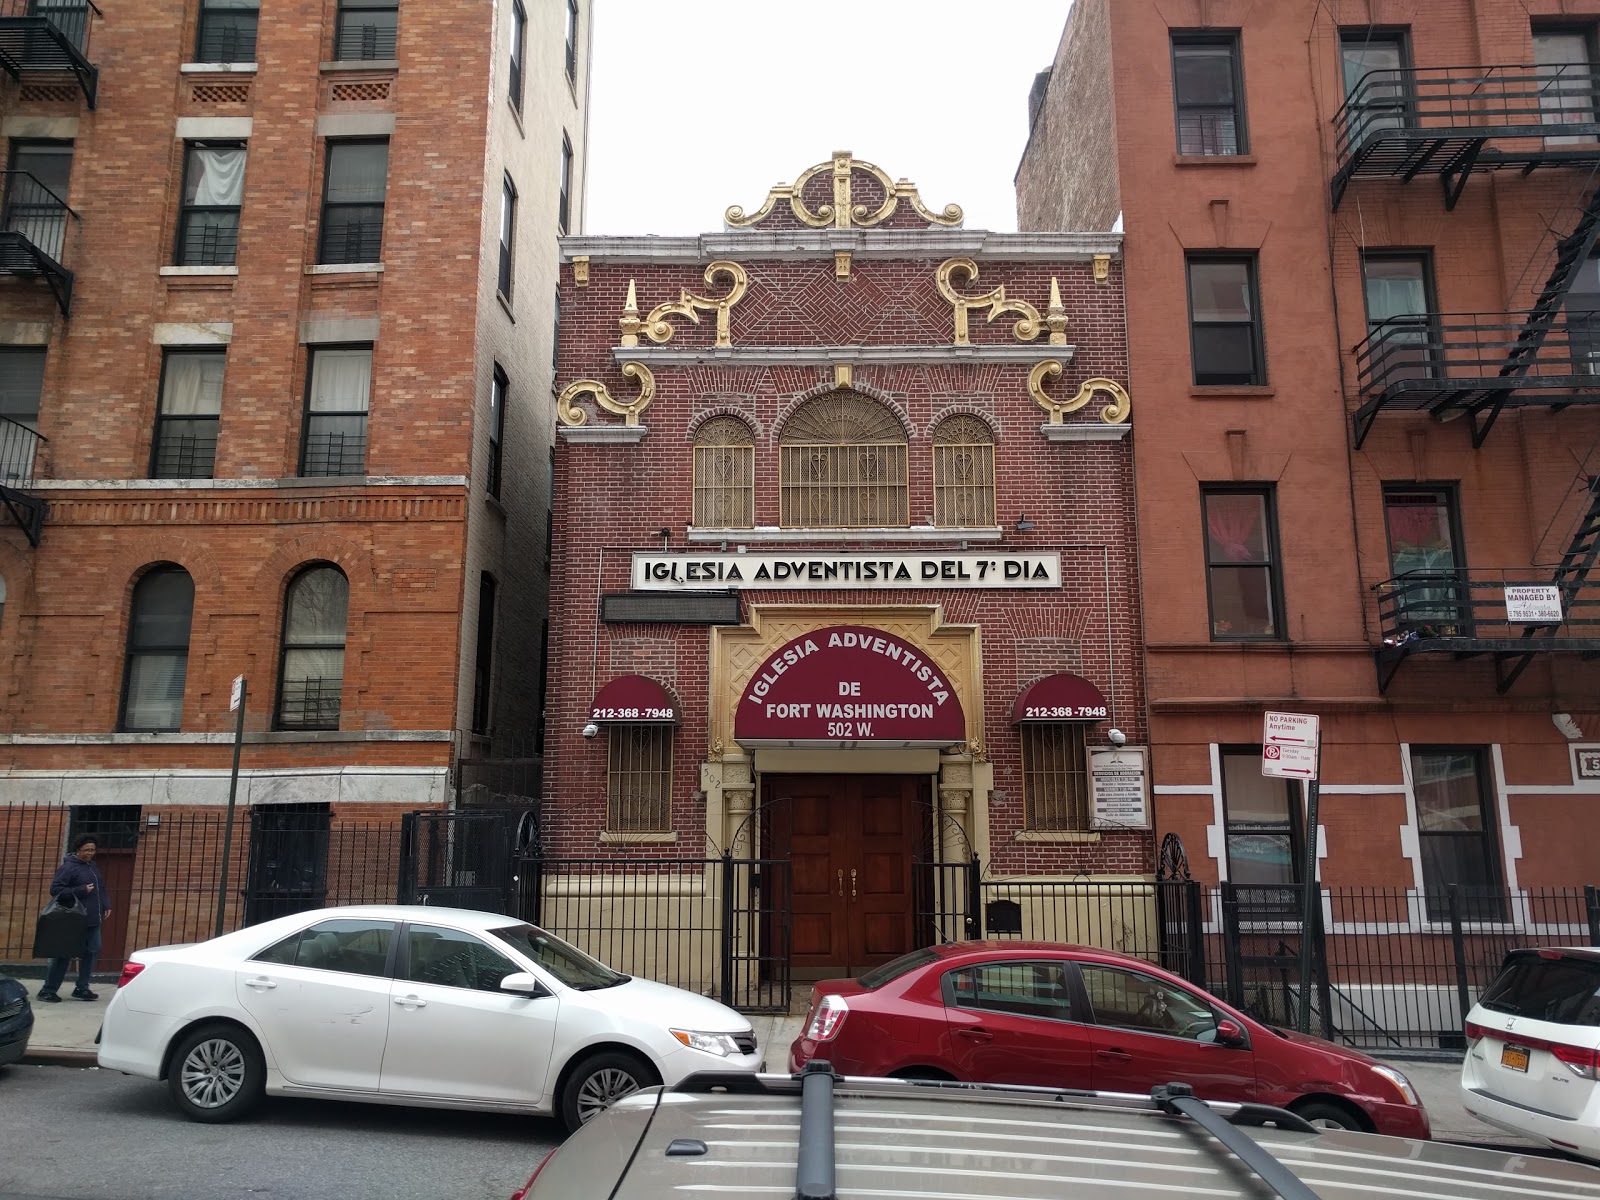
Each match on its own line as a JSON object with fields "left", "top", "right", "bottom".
{"left": 50, "top": 854, "right": 107, "bottom": 927}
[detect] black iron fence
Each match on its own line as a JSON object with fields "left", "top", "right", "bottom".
{"left": 0, "top": 804, "right": 405, "bottom": 969}
{"left": 1354, "top": 312, "right": 1600, "bottom": 402}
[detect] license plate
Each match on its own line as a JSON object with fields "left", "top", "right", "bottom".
{"left": 1501, "top": 1045, "right": 1530, "bottom": 1073}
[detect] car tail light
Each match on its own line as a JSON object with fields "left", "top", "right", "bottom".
{"left": 1551, "top": 1043, "right": 1600, "bottom": 1080}
{"left": 804, "top": 994, "right": 849, "bottom": 1041}
{"left": 1463, "top": 1020, "right": 1486, "bottom": 1042}
{"left": 117, "top": 961, "right": 145, "bottom": 989}
{"left": 510, "top": 1147, "right": 560, "bottom": 1200}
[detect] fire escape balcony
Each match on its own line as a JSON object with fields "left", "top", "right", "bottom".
{"left": 1332, "top": 64, "right": 1600, "bottom": 210}
{"left": 0, "top": 413, "right": 46, "bottom": 545}
{"left": 1374, "top": 568, "right": 1600, "bottom": 693}
{"left": 1351, "top": 313, "right": 1600, "bottom": 448}
{"left": 0, "top": 170, "right": 79, "bottom": 316}
{"left": 0, "top": 0, "right": 99, "bottom": 108}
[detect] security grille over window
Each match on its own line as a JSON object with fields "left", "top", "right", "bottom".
{"left": 333, "top": 0, "right": 397, "bottom": 61}
{"left": 607, "top": 725, "right": 672, "bottom": 833}
{"left": 692, "top": 415, "right": 754, "bottom": 528}
{"left": 779, "top": 390, "right": 908, "bottom": 528}
{"left": 1022, "top": 723, "right": 1089, "bottom": 831}
{"left": 932, "top": 414, "right": 996, "bottom": 527}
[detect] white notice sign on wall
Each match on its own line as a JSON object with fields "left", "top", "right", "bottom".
{"left": 1090, "top": 747, "right": 1150, "bottom": 830}
{"left": 1505, "top": 585, "right": 1563, "bottom": 624}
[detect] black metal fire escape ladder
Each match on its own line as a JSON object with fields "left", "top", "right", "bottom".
{"left": 1496, "top": 476, "right": 1600, "bottom": 692}
{"left": 1452, "top": 186, "right": 1600, "bottom": 447}
{"left": 0, "top": 2, "right": 100, "bottom": 108}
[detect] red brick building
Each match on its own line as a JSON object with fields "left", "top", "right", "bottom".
{"left": 1018, "top": 0, "right": 1600, "bottom": 1011}
{"left": 547, "top": 152, "right": 1146, "bottom": 984}
{"left": 0, "top": 0, "right": 588, "bottom": 964}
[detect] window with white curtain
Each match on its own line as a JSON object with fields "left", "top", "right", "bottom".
{"left": 277, "top": 565, "right": 349, "bottom": 731}
{"left": 152, "top": 350, "right": 224, "bottom": 479}
{"left": 176, "top": 142, "right": 246, "bottom": 267}
{"left": 119, "top": 566, "right": 195, "bottom": 732}
{"left": 302, "top": 347, "right": 370, "bottom": 477}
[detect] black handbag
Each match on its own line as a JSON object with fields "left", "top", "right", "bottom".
{"left": 32, "top": 894, "right": 89, "bottom": 959}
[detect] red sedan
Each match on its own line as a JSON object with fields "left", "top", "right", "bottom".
{"left": 788, "top": 941, "right": 1430, "bottom": 1139}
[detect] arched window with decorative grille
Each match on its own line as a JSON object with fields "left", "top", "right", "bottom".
{"left": 932, "top": 414, "right": 997, "bottom": 527}
{"left": 778, "top": 390, "right": 908, "bottom": 528}
{"left": 691, "top": 415, "right": 754, "bottom": 528}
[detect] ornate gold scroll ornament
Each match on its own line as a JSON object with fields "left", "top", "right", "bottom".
{"left": 725, "top": 150, "right": 962, "bottom": 230}
{"left": 556, "top": 361, "right": 657, "bottom": 427}
{"left": 937, "top": 258, "right": 1048, "bottom": 347}
{"left": 619, "top": 262, "right": 748, "bottom": 349}
{"left": 1028, "top": 362, "right": 1131, "bottom": 426}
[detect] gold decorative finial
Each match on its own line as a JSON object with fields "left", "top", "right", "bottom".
{"left": 726, "top": 150, "right": 962, "bottom": 230}
{"left": 936, "top": 258, "right": 1043, "bottom": 346}
{"left": 619, "top": 280, "right": 642, "bottom": 347}
{"left": 1028, "top": 362, "right": 1131, "bottom": 425}
{"left": 557, "top": 361, "right": 657, "bottom": 427}
{"left": 1045, "top": 277, "right": 1068, "bottom": 345}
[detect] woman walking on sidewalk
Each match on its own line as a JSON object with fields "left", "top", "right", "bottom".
{"left": 38, "top": 835, "right": 111, "bottom": 1003}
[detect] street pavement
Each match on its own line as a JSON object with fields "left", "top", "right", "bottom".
{"left": 0, "top": 1059, "right": 561, "bottom": 1200}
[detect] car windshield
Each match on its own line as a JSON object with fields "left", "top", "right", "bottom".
{"left": 489, "top": 923, "right": 628, "bottom": 990}
{"left": 1479, "top": 953, "right": 1600, "bottom": 1025}
{"left": 856, "top": 946, "right": 940, "bottom": 989}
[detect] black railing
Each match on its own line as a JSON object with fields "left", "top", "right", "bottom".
{"left": 175, "top": 212, "right": 239, "bottom": 268}
{"left": 277, "top": 675, "right": 343, "bottom": 730}
{"left": 1335, "top": 63, "right": 1600, "bottom": 170}
{"left": 301, "top": 429, "right": 366, "bottom": 477}
{"left": 1375, "top": 568, "right": 1599, "bottom": 643}
{"left": 195, "top": 13, "right": 256, "bottom": 63}
{"left": 0, "top": 0, "right": 100, "bottom": 106}
{"left": 0, "top": 804, "right": 406, "bottom": 969}
{"left": 333, "top": 13, "right": 397, "bottom": 62}
{"left": 151, "top": 427, "right": 218, "bottom": 479}
{"left": 1356, "top": 312, "right": 1600, "bottom": 397}
{"left": 318, "top": 211, "right": 384, "bottom": 265}
{"left": 0, "top": 412, "right": 42, "bottom": 487}
{"left": 2, "top": 169, "right": 70, "bottom": 264}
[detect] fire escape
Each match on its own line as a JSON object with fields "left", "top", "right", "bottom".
{"left": 1333, "top": 65, "right": 1600, "bottom": 692}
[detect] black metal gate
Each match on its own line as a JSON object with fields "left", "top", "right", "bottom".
{"left": 397, "top": 808, "right": 528, "bottom": 913}
{"left": 914, "top": 855, "right": 982, "bottom": 946}
{"left": 242, "top": 803, "right": 331, "bottom": 925}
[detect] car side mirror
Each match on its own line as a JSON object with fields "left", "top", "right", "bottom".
{"left": 499, "top": 972, "right": 547, "bottom": 996}
{"left": 1215, "top": 1018, "right": 1247, "bottom": 1047}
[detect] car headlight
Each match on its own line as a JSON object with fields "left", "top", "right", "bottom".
{"left": 1371, "top": 1064, "right": 1420, "bottom": 1106}
{"left": 669, "top": 1029, "right": 742, "bottom": 1057}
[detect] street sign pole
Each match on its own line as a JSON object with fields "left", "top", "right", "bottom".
{"left": 214, "top": 676, "right": 247, "bottom": 939}
{"left": 1296, "top": 760, "right": 1321, "bottom": 1034}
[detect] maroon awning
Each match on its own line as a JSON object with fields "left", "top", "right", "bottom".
{"left": 589, "top": 675, "right": 679, "bottom": 723}
{"left": 1012, "top": 673, "right": 1110, "bottom": 723}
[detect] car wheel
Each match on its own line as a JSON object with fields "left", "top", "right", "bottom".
{"left": 1291, "top": 1099, "right": 1365, "bottom": 1132}
{"left": 166, "top": 1023, "right": 265, "bottom": 1124}
{"left": 560, "top": 1050, "right": 658, "bottom": 1133}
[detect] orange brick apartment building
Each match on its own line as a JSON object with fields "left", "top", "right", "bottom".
{"left": 0, "top": 0, "right": 588, "bottom": 962}
{"left": 1020, "top": 2, "right": 1600, "bottom": 929}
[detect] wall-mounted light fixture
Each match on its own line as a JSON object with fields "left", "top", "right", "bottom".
{"left": 1014, "top": 514, "right": 1035, "bottom": 532}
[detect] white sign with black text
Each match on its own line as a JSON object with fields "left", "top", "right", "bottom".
{"left": 1504, "top": 585, "right": 1563, "bottom": 624}
{"left": 1090, "top": 747, "right": 1150, "bottom": 830}
{"left": 631, "top": 551, "right": 1062, "bottom": 591}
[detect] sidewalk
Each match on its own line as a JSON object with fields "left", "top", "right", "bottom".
{"left": 19, "top": 983, "right": 108, "bottom": 1067}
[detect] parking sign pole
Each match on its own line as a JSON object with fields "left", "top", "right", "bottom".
{"left": 214, "top": 676, "right": 247, "bottom": 939}
{"left": 1295, "top": 764, "right": 1321, "bottom": 1034}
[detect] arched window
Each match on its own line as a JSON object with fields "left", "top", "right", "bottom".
{"left": 276, "top": 564, "right": 349, "bottom": 731}
{"left": 119, "top": 565, "right": 195, "bottom": 732}
{"left": 691, "top": 415, "right": 754, "bottom": 528}
{"left": 932, "top": 414, "right": 997, "bottom": 527}
{"left": 778, "top": 390, "right": 907, "bottom": 528}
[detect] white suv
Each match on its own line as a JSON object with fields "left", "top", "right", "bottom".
{"left": 1461, "top": 946, "right": 1600, "bottom": 1158}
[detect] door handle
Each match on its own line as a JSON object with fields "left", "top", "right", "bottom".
{"left": 956, "top": 1027, "right": 993, "bottom": 1042}
{"left": 1096, "top": 1048, "right": 1133, "bottom": 1062}
{"left": 837, "top": 868, "right": 844, "bottom": 898}
{"left": 850, "top": 867, "right": 857, "bottom": 899}
{"left": 244, "top": 977, "right": 277, "bottom": 990}
{"left": 393, "top": 995, "right": 426, "bottom": 1009}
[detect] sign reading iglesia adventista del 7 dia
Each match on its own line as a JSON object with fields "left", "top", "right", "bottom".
{"left": 631, "top": 551, "right": 1062, "bottom": 590}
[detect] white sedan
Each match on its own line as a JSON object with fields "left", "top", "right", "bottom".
{"left": 98, "top": 904, "right": 762, "bottom": 1131}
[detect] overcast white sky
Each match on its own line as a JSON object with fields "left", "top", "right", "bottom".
{"left": 583, "top": 1, "right": 1073, "bottom": 237}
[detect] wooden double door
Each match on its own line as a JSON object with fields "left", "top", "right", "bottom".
{"left": 764, "top": 774, "right": 924, "bottom": 979}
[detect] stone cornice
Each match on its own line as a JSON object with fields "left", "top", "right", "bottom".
{"left": 31, "top": 475, "right": 467, "bottom": 491}
{"left": 609, "top": 344, "right": 1076, "bottom": 368}
{"left": 557, "top": 424, "right": 650, "bottom": 443}
{"left": 562, "top": 229, "right": 1122, "bottom": 263}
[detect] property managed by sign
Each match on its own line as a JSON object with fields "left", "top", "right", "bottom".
{"left": 733, "top": 625, "right": 967, "bottom": 747}
{"left": 1505, "top": 585, "right": 1563, "bottom": 624}
{"left": 1263, "top": 710, "right": 1319, "bottom": 781}
{"left": 1090, "top": 747, "right": 1150, "bottom": 830}
{"left": 632, "top": 551, "right": 1061, "bottom": 591}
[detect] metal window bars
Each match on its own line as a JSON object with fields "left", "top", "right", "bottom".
{"left": 301, "top": 428, "right": 367, "bottom": 477}
{"left": 152, "top": 425, "right": 218, "bottom": 479}
{"left": 277, "top": 675, "right": 342, "bottom": 731}
{"left": 778, "top": 443, "right": 908, "bottom": 528}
